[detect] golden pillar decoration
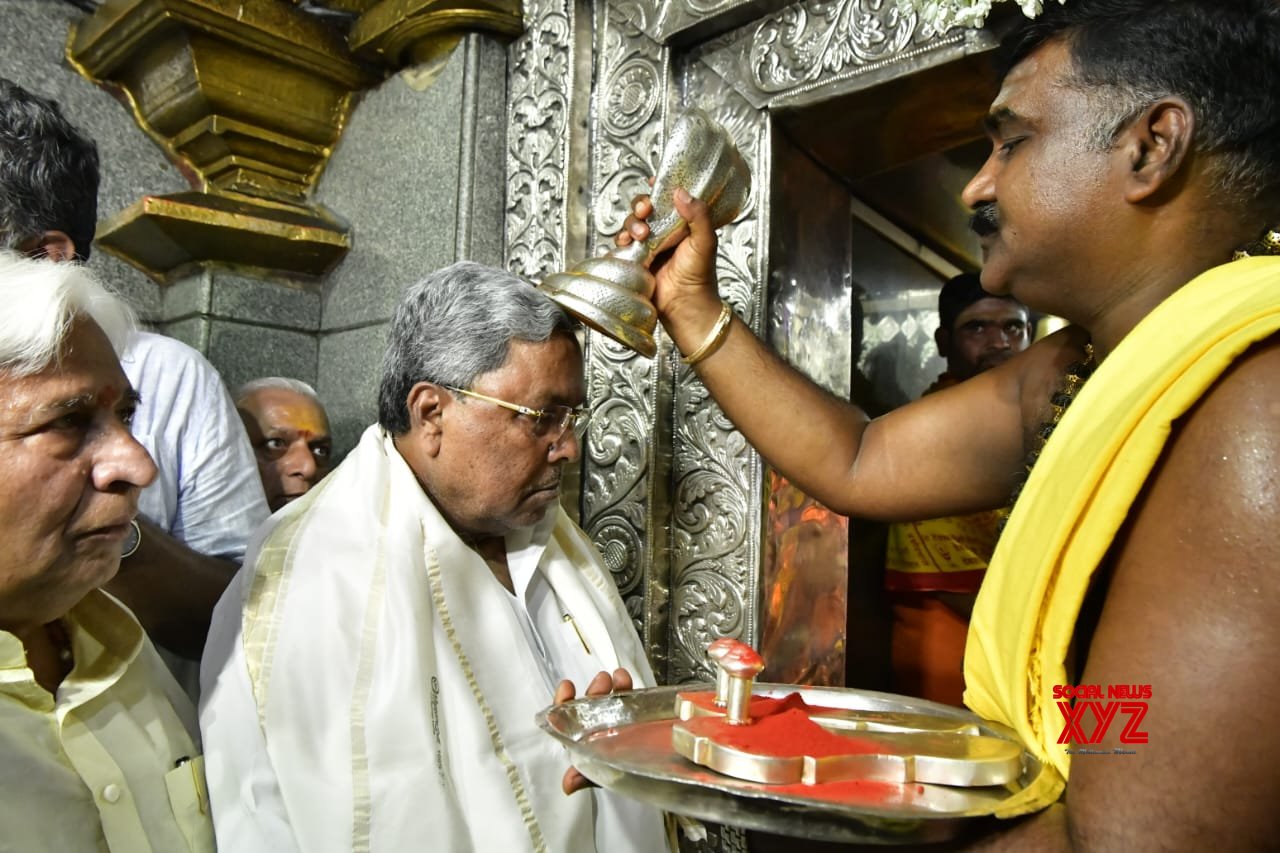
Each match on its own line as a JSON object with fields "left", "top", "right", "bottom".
{"left": 67, "top": 0, "right": 383, "bottom": 281}
{"left": 349, "top": 0, "right": 523, "bottom": 70}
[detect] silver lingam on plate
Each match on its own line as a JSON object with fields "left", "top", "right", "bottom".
{"left": 538, "top": 108, "right": 752, "bottom": 358}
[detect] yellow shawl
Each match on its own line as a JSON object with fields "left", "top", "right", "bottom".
{"left": 964, "top": 256, "right": 1280, "bottom": 816}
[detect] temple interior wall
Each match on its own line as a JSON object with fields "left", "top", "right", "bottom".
{"left": 0, "top": 1, "right": 507, "bottom": 458}
{"left": 314, "top": 33, "right": 509, "bottom": 454}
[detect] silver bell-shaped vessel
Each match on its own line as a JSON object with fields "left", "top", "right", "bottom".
{"left": 539, "top": 108, "right": 752, "bottom": 358}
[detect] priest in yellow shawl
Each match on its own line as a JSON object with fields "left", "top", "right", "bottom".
{"left": 618, "top": 0, "right": 1280, "bottom": 846}
{"left": 199, "top": 262, "right": 667, "bottom": 852}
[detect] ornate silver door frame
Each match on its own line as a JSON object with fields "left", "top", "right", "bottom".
{"left": 504, "top": 0, "right": 995, "bottom": 685}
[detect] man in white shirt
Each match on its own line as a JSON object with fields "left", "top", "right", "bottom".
{"left": 201, "top": 262, "right": 668, "bottom": 852}
{"left": 0, "top": 252, "right": 214, "bottom": 852}
{"left": 0, "top": 77, "right": 269, "bottom": 664}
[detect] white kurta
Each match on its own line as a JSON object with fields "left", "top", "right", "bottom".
{"left": 199, "top": 426, "right": 666, "bottom": 852}
{"left": 123, "top": 331, "right": 268, "bottom": 564}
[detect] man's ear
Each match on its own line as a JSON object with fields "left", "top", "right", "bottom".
{"left": 16, "top": 230, "right": 79, "bottom": 262}
{"left": 405, "top": 382, "right": 447, "bottom": 455}
{"left": 1119, "top": 97, "right": 1195, "bottom": 204}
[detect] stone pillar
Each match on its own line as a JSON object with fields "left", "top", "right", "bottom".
{"left": 317, "top": 34, "right": 511, "bottom": 454}
{"left": 159, "top": 270, "right": 321, "bottom": 393}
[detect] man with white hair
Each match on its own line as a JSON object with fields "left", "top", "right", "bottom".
{"left": 0, "top": 77, "right": 268, "bottom": 663}
{"left": 201, "top": 261, "right": 667, "bottom": 852}
{"left": 234, "top": 377, "right": 333, "bottom": 512}
{"left": 0, "top": 251, "right": 214, "bottom": 851}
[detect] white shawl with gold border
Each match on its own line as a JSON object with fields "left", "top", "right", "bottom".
{"left": 201, "top": 426, "right": 661, "bottom": 852}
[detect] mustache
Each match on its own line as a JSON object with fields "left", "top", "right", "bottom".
{"left": 969, "top": 203, "right": 1000, "bottom": 237}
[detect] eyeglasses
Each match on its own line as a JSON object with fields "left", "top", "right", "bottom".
{"left": 443, "top": 386, "right": 590, "bottom": 445}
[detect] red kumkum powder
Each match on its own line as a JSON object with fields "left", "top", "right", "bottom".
{"left": 687, "top": 708, "right": 886, "bottom": 758}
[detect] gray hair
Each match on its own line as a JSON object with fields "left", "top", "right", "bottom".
{"left": 0, "top": 250, "right": 134, "bottom": 376}
{"left": 235, "top": 376, "right": 321, "bottom": 407}
{"left": 377, "top": 261, "right": 576, "bottom": 433}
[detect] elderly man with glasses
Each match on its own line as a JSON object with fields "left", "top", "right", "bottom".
{"left": 199, "top": 262, "right": 667, "bottom": 852}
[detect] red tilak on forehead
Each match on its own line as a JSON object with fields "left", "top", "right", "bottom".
{"left": 267, "top": 428, "right": 316, "bottom": 442}
{"left": 267, "top": 401, "right": 326, "bottom": 437}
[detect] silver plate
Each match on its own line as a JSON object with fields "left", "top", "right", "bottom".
{"left": 537, "top": 683, "right": 1044, "bottom": 844}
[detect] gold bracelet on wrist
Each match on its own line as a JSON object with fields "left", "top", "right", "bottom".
{"left": 681, "top": 300, "right": 734, "bottom": 366}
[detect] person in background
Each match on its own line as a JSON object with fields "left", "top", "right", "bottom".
{"left": 0, "top": 251, "right": 213, "bottom": 852}
{"left": 0, "top": 77, "right": 268, "bottom": 667}
{"left": 235, "top": 377, "right": 333, "bottom": 513}
{"left": 884, "top": 273, "right": 1032, "bottom": 706}
{"left": 931, "top": 272, "right": 1031, "bottom": 386}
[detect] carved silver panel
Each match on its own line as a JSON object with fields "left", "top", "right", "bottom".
{"left": 667, "top": 62, "right": 768, "bottom": 685}
{"left": 656, "top": 0, "right": 768, "bottom": 44}
{"left": 505, "top": 0, "right": 578, "bottom": 279}
{"left": 692, "top": 0, "right": 990, "bottom": 110}
{"left": 507, "top": 0, "right": 996, "bottom": 701}
{"left": 608, "top": 0, "right": 779, "bottom": 45}
{"left": 580, "top": 2, "right": 672, "bottom": 670}
{"left": 608, "top": 0, "right": 666, "bottom": 36}
{"left": 749, "top": 0, "right": 923, "bottom": 92}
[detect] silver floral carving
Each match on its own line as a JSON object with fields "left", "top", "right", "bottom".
{"left": 580, "top": 2, "right": 669, "bottom": 660}
{"left": 666, "top": 72, "right": 767, "bottom": 684}
{"left": 582, "top": 344, "right": 658, "bottom": 624}
{"left": 669, "top": 380, "right": 756, "bottom": 682}
{"left": 683, "top": 0, "right": 751, "bottom": 17}
{"left": 609, "top": 0, "right": 663, "bottom": 34}
{"left": 689, "top": 0, "right": 979, "bottom": 111}
{"left": 505, "top": 0, "right": 574, "bottom": 279}
{"left": 589, "top": 23, "right": 666, "bottom": 253}
{"left": 601, "top": 59, "right": 661, "bottom": 138}
{"left": 751, "top": 0, "right": 922, "bottom": 92}
{"left": 652, "top": 0, "right": 759, "bottom": 43}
